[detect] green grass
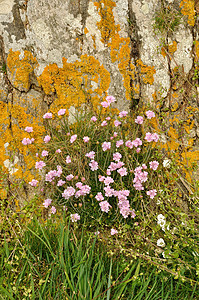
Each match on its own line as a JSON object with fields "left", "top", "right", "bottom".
{"left": 0, "top": 217, "right": 198, "bottom": 299}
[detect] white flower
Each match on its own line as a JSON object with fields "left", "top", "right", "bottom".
{"left": 163, "top": 158, "right": 171, "bottom": 168}
{"left": 157, "top": 238, "right": 165, "bottom": 247}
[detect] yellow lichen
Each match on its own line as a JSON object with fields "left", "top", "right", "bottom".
{"left": 7, "top": 49, "right": 38, "bottom": 90}
{"left": 136, "top": 59, "right": 156, "bottom": 85}
{"left": 180, "top": 0, "right": 195, "bottom": 26}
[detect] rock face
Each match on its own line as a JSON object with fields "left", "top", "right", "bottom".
{"left": 0, "top": 0, "right": 198, "bottom": 202}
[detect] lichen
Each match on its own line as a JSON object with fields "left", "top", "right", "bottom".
{"left": 180, "top": 0, "right": 195, "bottom": 26}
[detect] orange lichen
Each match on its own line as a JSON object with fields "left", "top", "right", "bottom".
{"left": 7, "top": 49, "right": 38, "bottom": 90}
{"left": 161, "top": 41, "right": 177, "bottom": 58}
{"left": 84, "top": 27, "right": 89, "bottom": 34}
{"left": 180, "top": 0, "right": 195, "bottom": 26}
{"left": 136, "top": 59, "right": 156, "bottom": 85}
{"left": 195, "top": 40, "right": 199, "bottom": 60}
{"left": 38, "top": 54, "right": 111, "bottom": 114}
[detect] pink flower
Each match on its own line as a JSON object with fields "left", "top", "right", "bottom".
{"left": 114, "top": 120, "right": 121, "bottom": 127}
{"left": 116, "top": 140, "right": 123, "bottom": 148}
{"left": 35, "top": 161, "right": 46, "bottom": 170}
{"left": 135, "top": 116, "right": 143, "bottom": 124}
{"left": 43, "top": 112, "right": 52, "bottom": 119}
{"left": 98, "top": 175, "right": 105, "bottom": 182}
{"left": 89, "top": 160, "right": 98, "bottom": 171}
{"left": 57, "top": 179, "right": 66, "bottom": 186}
{"left": 132, "top": 138, "right": 142, "bottom": 147}
{"left": 101, "top": 120, "right": 107, "bottom": 127}
{"left": 147, "top": 189, "right": 157, "bottom": 199}
{"left": 113, "top": 152, "right": 122, "bottom": 162}
{"left": 146, "top": 110, "right": 155, "bottom": 119}
{"left": 83, "top": 136, "right": 90, "bottom": 143}
{"left": 111, "top": 229, "right": 118, "bottom": 235}
{"left": 29, "top": 179, "right": 38, "bottom": 187}
{"left": 56, "top": 149, "right": 61, "bottom": 153}
{"left": 66, "top": 174, "right": 74, "bottom": 181}
{"left": 44, "top": 135, "right": 51, "bottom": 143}
{"left": 106, "top": 117, "right": 111, "bottom": 121}
{"left": 117, "top": 167, "right": 128, "bottom": 176}
{"left": 51, "top": 206, "right": 56, "bottom": 214}
{"left": 85, "top": 151, "right": 95, "bottom": 160}
{"left": 113, "top": 132, "right": 118, "bottom": 137}
{"left": 104, "top": 186, "right": 115, "bottom": 197}
{"left": 66, "top": 155, "right": 71, "bottom": 163}
{"left": 91, "top": 116, "right": 97, "bottom": 122}
{"left": 95, "top": 192, "right": 104, "bottom": 201}
{"left": 43, "top": 198, "right": 52, "bottom": 208}
{"left": 136, "top": 148, "right": 141, "bottom": 153}
{"left": 145, "top": 132, "right": 153, "bottom": 142}
{"left": 25, "top": 126, "right": 33, "bottom": 132}
{"left": 62, "top": 187, "right": 76, "bottom": 199}
{"left": 70, "top": 134, "right": 77, "bottom": 143}
{"left": 41, "top": 150, "right": 48, "bottom": 157}
{"left": 119, "top": 111, "right": 128, "bottom": 118}
{"left": 99, "top": 200, "right": 111, "bottom": 213}
{"left": 22, "top": 138, "right": 31, "bottom": 145}
{"left": 106, "top": 95, "right": 116, "bottom": 104}
{"left": 107, "top": 169, "right": 111, "bottom": 175}
{"left": 58, "top": 109, "right": 66, "bottom": 116}
{"left": 102, "top": 142, "right": 111, "bottom": 151}
{"left": 104, "top": 176, "right": 114, "bottom": 185}
{"left": 45, "top": 170, "right": 57, "bottom": 182}
{"left": 71, "top": 213, "right": 80, "bottom": 222}
{"left": 130, "top": 209, "right": 136, "bottom": 218}
{"left": 125, "top": 140, "right": 133, "bottom": 149}
{"left": 149, "top": 161, "right": 159, "bottom": 170}
{"left": 100, "top": 101, "right": 109, "bottom": 108}
{"left": 152, "top": 133, "right": 159, "bottom": 142}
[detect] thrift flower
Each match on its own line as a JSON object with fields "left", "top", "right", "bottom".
{"left": 106, "top": 95, "right": 116, "bottom": 104}
{"left": 66, "top": 174, "right": 74, "bottom": 181}
{"left": 62, "top": 187, "right": 76, "bottom": 199}
{"left": 89, "top": 160, "right": 98, "bottom": 171}
{"left": 135, "top": 116, "right": 143, "bottom": 124}
{"left": 43, "top": 198, "right": 52, "bottom": 208}
{"left": 57, "top": 180, "right": 66, "bottom": 186}
{"left": 70, "top": 134, "right": 77, "bottom": 143}
{"left": 25, "top": 126, "right": 33, "bottom": 132}
{"left": 101, "top": 101, "right": 109, "bottom": 108}
{"left": 147, "top": 189, "right": 157, "bottom": 199}
{"left": 83, "top": 136, "right": 90, "bottom": 142}
{"left": 51, "top": 206, "right": 56, "bottom": 214}
{"left": 56, "top": 149, "right": 61, "bottom": 153}
{"left": 44, "top": 135, "right": 51, "bottom": 143}
{"left": 71, "top": 213, "right": 80, "bottom": 222}
{"left": 119, "top": 111, "right": 128, "bottom": 118}
{"left": 102, "top": 142, "right": 111, "bottom": 151}
{"left": 117, "top": 167, "right": 128, "bottom": 177}
{"left": 66, "top": 155, "right": 71, "bottom": 163}
{"left": 85, "top": 151, "right": 95, "bottom": 159}
{"left": 114, "top": 120, "right": 121, "bottom": 127}
{"left": 99, "top": 200, "right": 111, "bottom": 213}
{"left": 101, "top": 120, "right": 107, "bottom": 126}
{"left": 41, "top": 150, "right": 48, "bottom": 157}
{"left": 91, "top": 116, "right": 97, "bottom": 122}
{"left": 113, "top": 152, "right": 122, "bottom": 162}
{"left": 29, "top": 179, "right": 38, "bottom": 187}
{"left": 111, "top": 229, "right": 118, "bottom": 235}
{"left": 35, "top": 161, "right": 46, "bottom": 170}
{"left": 116, "top": 140, "right": 123, "bottom": 148}
{"left": 95, "top": 192, "right": 104, "bottom": 201}
{"left": 43, "top": 112, "right": 52, "bottom": 119}
{"left": 149, "top": 161, "right": 159, "bottom": 170}
{"left": 58, "top": 109, "right": 66, "bottom": 116}
{"left": 146, "top": 110, "right": 155, "bottom": 119}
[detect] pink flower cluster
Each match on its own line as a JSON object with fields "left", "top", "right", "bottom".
{"left": 145, "top": 132, "right": 159, "bottom": 142}
{"left": 45, "top": 165, "right": 62, "bottom": 182}
{"left": 100, "top": 95, "right": 116, "bottom": 108}
{"left": 29, "top": 179, "right": 38, "bottom": 187}
{"left": 71, "top": 213, "right": 80, "bottom": 222}
{"left": 133, "top": 166, "right": 148, "bottom": 191}
{"left": 102, "top": 142, "right": 111, "bottom": 151}
{"left": 43, "top": 112, "right": 52, "bottom": 119}
{"left": 25, "top": 126, "right": 33, "bottom": 132}
{"left": 22, "top": 137, "right": 35, "bottom": 145}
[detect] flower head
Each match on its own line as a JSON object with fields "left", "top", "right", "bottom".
{"left": 157, "top": 238, "right": 165, "bottom": 247}
{"left": 35, "top": 161, "right": 46, "bottom": 170}
{"left": 91, "top": 116, "right": 97, "bottom": 122}
{"left": 29, "top": 179, "right": 38, "bottom": 187}
{"left": 25, "top": 126, "right": 33, "bottom": 132}
{"left": 43, "top": 112, "right": 52, "bottom": 119}
{"left": 51, "top": 206, "right": 56, "bottom": 214}
{"left": 70, "top": 134, "right": 77, "bottom": 143}
{"left": 71, "top": 213, "right": 80, "bottom": 222}
{"left": 44, "top": 135, "right": 51, "bottom": 143}
{"left": 147, "top": 189, "right": 157, "bottom": 199}
{"left": 146, "top": 110, "right": 155, "bottom": 119}
{"left": 119, "top": 111, "right": 128, "bottom": 118}
{"left": 41, "top": 150, "right": 48, "bottom": 157}
{"left": 135, "top": 116, "right": 143, "bottom": 124}
{"left": 149, "top": 161, "right": 159, "bottom": 170}
{"left": 111, "top": 229, "right": 118, "bottom": 235}
{"left": 43, "top": 198, "right": 52, "bottom": 208}
{"left": 58, "top": 109, "right": 66, "bottom": 116}
{"left": 83, "top": 136, "right": 90, "bottom": 143}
